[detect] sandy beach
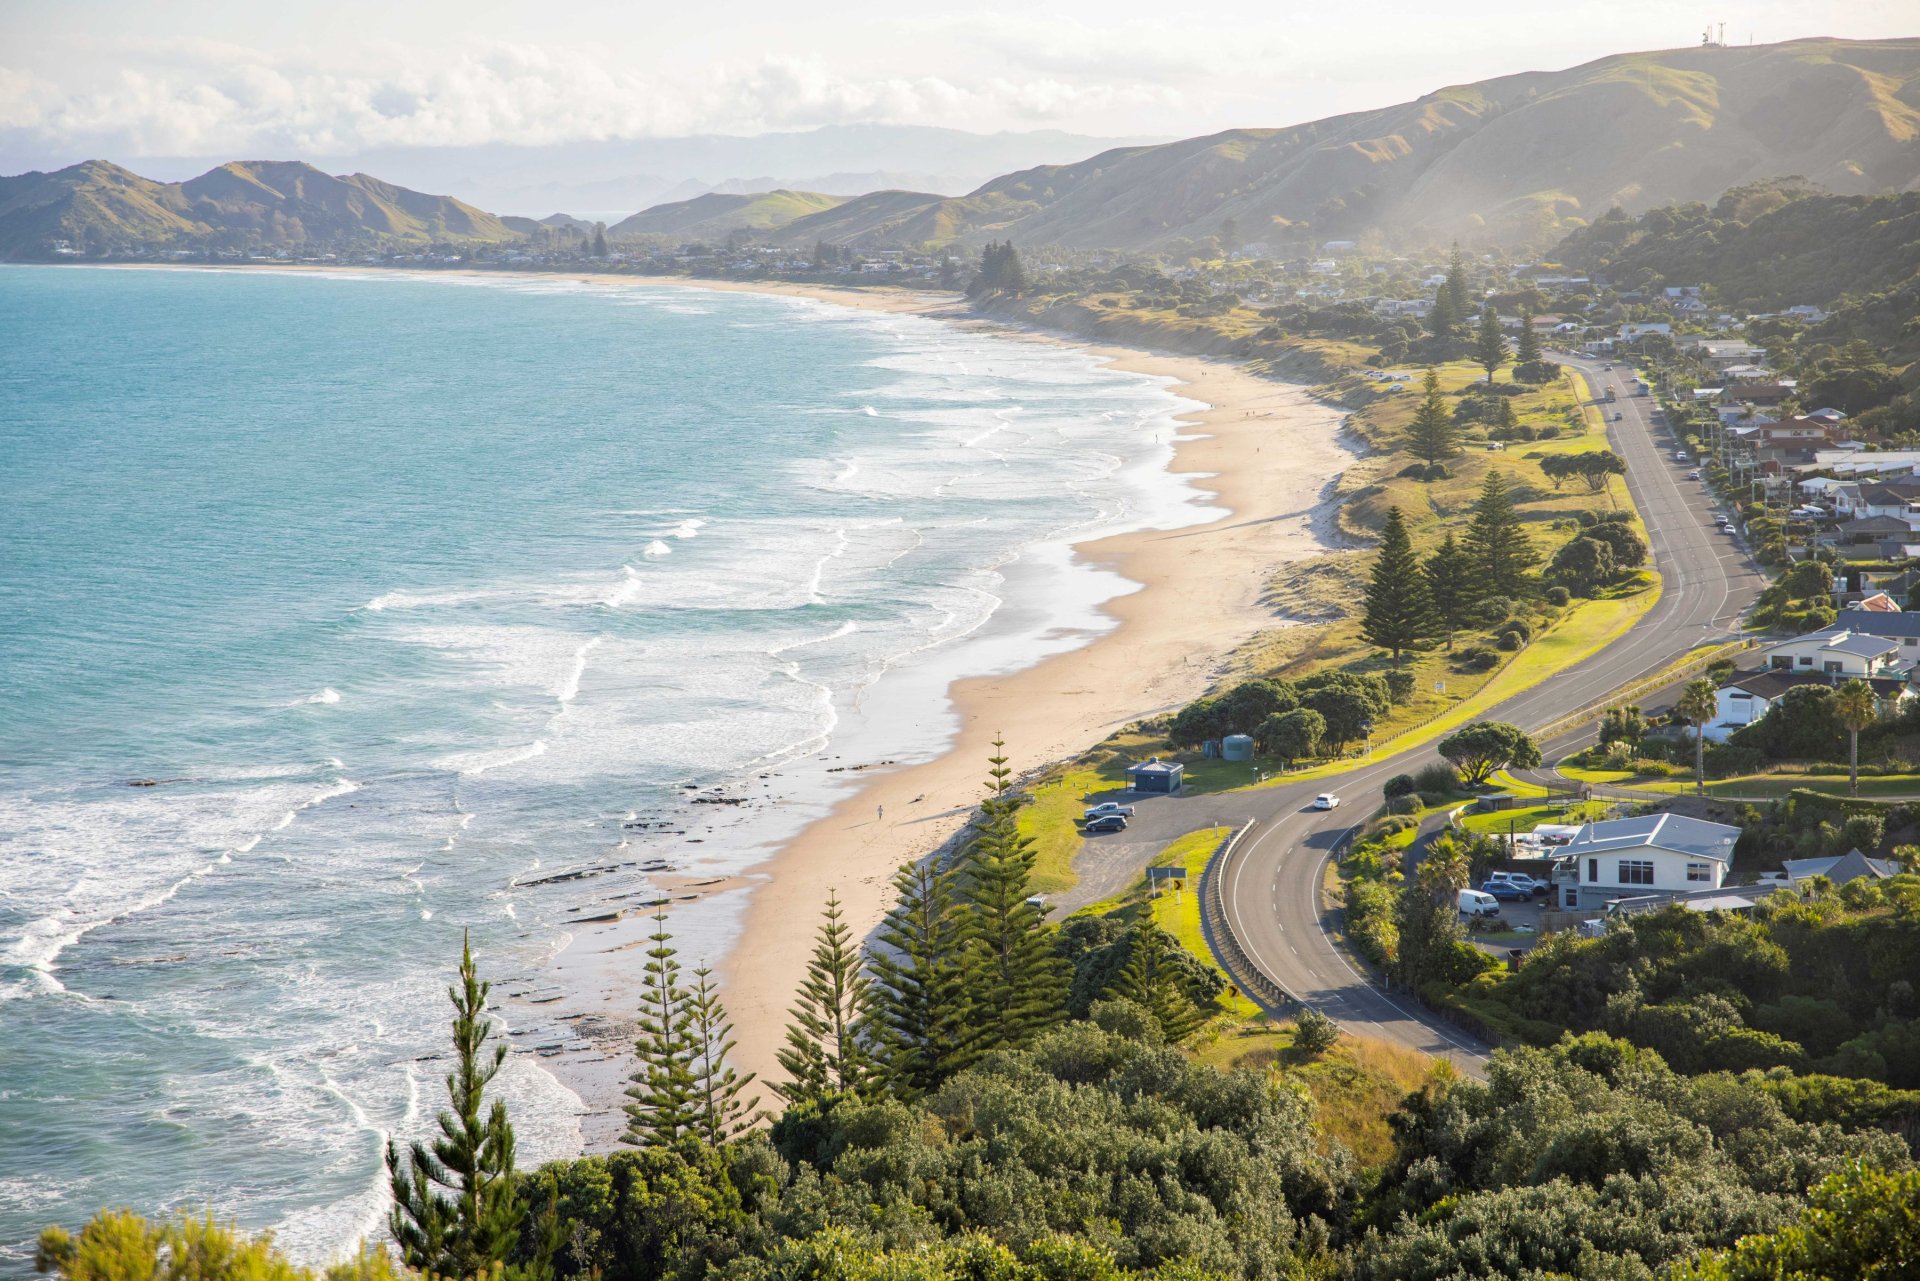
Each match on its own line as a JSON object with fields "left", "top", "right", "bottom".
{"left": 508, "top": 271, "right": 1357, "bottom": 1138}
{"left": 117, "top": 261, "right": 1354, "bottom": 1140}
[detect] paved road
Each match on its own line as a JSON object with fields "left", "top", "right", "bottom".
{"left": 1095, "top": 358, "right": 1767, "bottom": 1073}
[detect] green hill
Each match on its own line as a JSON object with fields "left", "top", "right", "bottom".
{"left": 609, "top": 190, "right": 845, "bottom": 239}
{"left": 0, "top": 159, "right": 520, "bottom": 258}
{"left": 758, "top": 37, "right": 1920, "bottom": 251}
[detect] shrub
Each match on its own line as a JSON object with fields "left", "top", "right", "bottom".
{"left": 1383, "top": 774, "right": 1415, "bottom": 798}
{"left": 1293, "top": 1007, "right": 1339, "bottom": 1057}
{"left": 1387, "top": 794, "right": 1421, "bottom": 816}
{"left": 1539, "top": 424, "right": 1561, "bottom": 439}
{"left": 1470, "top": 596, "right": 1514, "bottom": 627}
{"left": 1544, "top": 585, "right": 1572, "bottom": 606}
{"left": 1499, "top": 617, "right": 1534, "bottom": 643}
{"left": 1414, "top": 762, "right": 1461, "bottom": 794}
{"left": 1452, "top": 645, "right": 1501, "bottom": 672}
{"left": 1495, "top": 630, "right": 1522, "bottom": 651}
{"left": 1385, "top": 669, "right": 1416, "bottom": 704}
{"left": 1373, "top": 813, "right": 1418, "bottom": 836}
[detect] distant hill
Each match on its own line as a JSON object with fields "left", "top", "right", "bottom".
{"left": 609, "top": 190, "right": 846, "bottom": 240}
{"left": 753, "top": 37, "right": 1920, "bottom": 251}
{"left": 0, "top": 159, "right": 519, "bottom": 257}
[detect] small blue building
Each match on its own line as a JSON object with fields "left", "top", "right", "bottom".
{"left": 1125, "top": 758, "right": 1184, "bottom": 794}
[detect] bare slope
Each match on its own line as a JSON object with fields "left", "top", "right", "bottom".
{"left": 0, "top": 159, "right": 518, "bottom": 257}
{"left": 609, "top": 190, "right": 846, "bottom": 239}
{"left": 759, "top": 38, "right": 1920, "bottom": 251}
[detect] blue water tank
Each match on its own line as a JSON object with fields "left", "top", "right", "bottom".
{"left": 1221, "top": 734, "right": 1254, "bottom": 761}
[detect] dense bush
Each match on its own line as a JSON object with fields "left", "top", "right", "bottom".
{"left": 1414, "top": 762, "right": 1462, "bottom": 794}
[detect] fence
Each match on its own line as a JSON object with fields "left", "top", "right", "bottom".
{"left": 1527, "top": 638, "right": 1757, "bottom": 745}
{"left": 1197, "top": 818, "right": 1299, "bottom": 1016}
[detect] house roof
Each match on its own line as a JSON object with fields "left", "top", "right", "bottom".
{"left": 1562, "top": 813, "right": 1739, "bottom": 863}
{"left": 1857, "top": 484, "right": 1920, "bottom": 505}
{"left": 1838, "top": 609, "right": 1920, "bottom": 638}
{"left": 1125, "top": 759, "right": 1183, "bottom": 776}
{"left": 1822, "top": 633, "right": 1899, "bottom": 658}
{"left": 1857, "top": 592, "right": 1901, "bottom": 612}
{"left": 1727, "top": 669, "right": 1908, "bottom": 700}
{"left": 1780, "top": 850, "right": 1901, "bottom": 885}
{"left": 1840, "top": 515, "right": 1917, "bottom": 534}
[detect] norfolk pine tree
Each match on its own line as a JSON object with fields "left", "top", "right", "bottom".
{"left": 624, "top": 911, "right": 698, "bottom": 1149}
{"left": 685, "top": 964, "right": 758, "bottom": 1145}
{"left": 775, "top": 890, "right": 875, "bottom": 1105}
{"left": 1464, "top": 470, "right": 1537, "bottom": 597}
{"left": 867, "top": 856, "right": 969, "bottom": 1097}
{"left": 1515, "top": 308, "right": 1543, "bottom": 367}
{"left": 387, "top": 933, "right": 531, "bottom": 1280}
{"left": 1424, "top": 532, "right": 1473, "bottom": 648}
{"left": 1360, "top": 506, "right": 1436, "bottom": 663}
{"left": 956, "top": 739, "right": 1069, "bottom": 1055}
{"left": 1407, "top": 368, "right": 1457, "bottom": 468}
{"left": 1473, "top": 305, "right": 1508, "bottom": 385}
{"left": 1109, "top": 917, "right": 1205, "bottom": 1041}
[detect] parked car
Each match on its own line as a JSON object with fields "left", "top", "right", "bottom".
{"left": 1457, "top": 888, "right": 1501, "bottom": 918}
{"left": 1487, "top": 871, "right": 1550, "bottom": 897}
{"left": 1686, "top": 470, "right": 1700, "bottom": 480}
{"left": 1312, "top": 792, "right": 1340, "bottom": 810}
{"left": 1479, "top": 879, "right": 1530, "bottom": 902}
{"left": 1083, "top": 802, "right": 1136, "bottom": 819}
{"left": 1083, "top": 814, "right": 1128, "bottom": 834}
{"left": 1613, "top": 412, "right": 1624, "bottom": 421}
{"left": 1672, "top": 450, "right": 1690, "bottom": 462}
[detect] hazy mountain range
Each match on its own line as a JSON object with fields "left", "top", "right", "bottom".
{"left": 4, "top": 38, "right": 1918, "bottom": 259}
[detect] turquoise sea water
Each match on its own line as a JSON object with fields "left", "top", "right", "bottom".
{"left": 0, "top": 265, "right": 1211, "bottom": 1267}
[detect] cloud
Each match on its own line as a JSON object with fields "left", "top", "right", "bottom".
{"left": 0, "top": 39, "right": 1175, "bottom": 160}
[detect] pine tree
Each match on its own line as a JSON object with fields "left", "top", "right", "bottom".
{"left": 868, "top": 857, "right": 969, "bottom": 1097}
{"left": 1424, "top": 533, "right": 1474, "bottom": 647}
{"left": 775, "top": 891, "right": 875, "bottom": 1105}
{"left": 1443, "top": 246, "right": 1471, "bottom": 340}
{"left": 387, "top": 933, "right": 529, "bottom": 1280}
{"left": 955, "top": 739, "right": 1069, "bottom": 1056}
{"left": 592, "top": 225, "right": 607, "bottom": 258}
{"left": 1494, "top": 397, "right": 1519, "bottom": 435}
{"left": 1360, "top": 506, "right": 1437, "bottom": 663}
{"left": 1108, "top": 917, "right": 1205, "bottom": 1041}
{"left": 1515, "top": 308, "right": 1543, "bottom": 368}
{"left": 1473, "top": 305, "right": 1508, "bottom": 384}
{"left": 685, "top": 964, "right": 758, "bottom": 1145}
{"left": 1464, "top": 470, "right": 1538, "bottom": 598}
{"left": 1407, "top": 368, "right": 1456, "bottom": 467}
{"left": 623, "top": 911, "right": 698, "bottom": 1148}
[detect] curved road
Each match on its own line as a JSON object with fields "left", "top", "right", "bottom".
{"left": 1143, "top": 358, "right": 1767, "bottom": 1073}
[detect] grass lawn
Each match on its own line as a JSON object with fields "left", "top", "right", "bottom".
{"left": 1457, "top": 796, "right": 1614, "bottom": 838}
{"left": 1020, "top": 765, "right": 1129, "bottom": 895}
{"left": 1637, "top": 773, "right": 1920, "bottom": 799}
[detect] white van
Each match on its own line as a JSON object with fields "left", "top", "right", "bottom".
{"left": 1457, "top": 888, "right": 1501, "bottom": 918}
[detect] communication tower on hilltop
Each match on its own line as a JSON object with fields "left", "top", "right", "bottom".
{"left": 1701, "top": 23, "right": 1726, "bottom": 48}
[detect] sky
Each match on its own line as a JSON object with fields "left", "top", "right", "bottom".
{"left": 2, "top": 0, "right": 1915, "bottom": 169}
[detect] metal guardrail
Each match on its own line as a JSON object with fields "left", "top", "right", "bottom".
{"left": 1199, "top": 817, "right": 1301, "bottom": 1017}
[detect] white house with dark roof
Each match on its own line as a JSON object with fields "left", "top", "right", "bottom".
{"left": 1551, "top": 814, "right": 1739, "bottom": 910}
{"left": 1710, "top": 668, "right": 1913, "bottom": 742}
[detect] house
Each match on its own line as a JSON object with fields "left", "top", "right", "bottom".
{"left": 1761, "top": 627, "right": 1903, "bottom": 678}
{"left": 1125, "top": 758, "right": 1184, "bottom": 794}
{"left": 1619, "top": 322, "right": 1672, "bottom": 342}
{"left": 1836, "top": 609, "right": 1920, "bottom": 658}
{"left": 1710, "top": 668, "right": 1912, "bottom": 741}
{"left": 1721, "top": 382, "right": 1796, "bottom": 407}
{"left": 1857, "top": 591, "right": 1901, "bottom": 613}
{"left": 1551, "top": 814, "right": 1739, "bottom": 910}
{"left": 1780, "top": 849, "right": 1903, "bottom": 888}
{"left": 1836, "top": 514, "right": 1920, "bottom": 546}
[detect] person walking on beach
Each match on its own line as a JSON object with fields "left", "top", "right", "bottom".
{"left": 877, "top": 803, "right": 885, "bottom": 822}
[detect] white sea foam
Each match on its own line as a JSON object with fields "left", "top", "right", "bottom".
{"left": 642, "top": 540, "right": 672, "bottom": 557}
{"left": 302, "top": 688, "right": 342, "bottom": 705}
{"left": 437, "top": 740, "right": 548, "bottom": 776}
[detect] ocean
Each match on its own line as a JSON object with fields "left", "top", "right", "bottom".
{"left": 0, "top": 265, "right": 1212, "bottom": 1267}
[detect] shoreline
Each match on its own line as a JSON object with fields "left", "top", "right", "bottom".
{"left": 88, "top": 261, "right": 1357, "bottom": 1142}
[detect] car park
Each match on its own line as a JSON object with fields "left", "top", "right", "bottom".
{"left": 1083, "top": 802, "right": 1136, "bottom": 819}
{"left": 1487, "top": 871, "right": 1551, "bottom": 897}
{"left": 1083, "top": 814, "right": 1128, "bottom": 834}
{"left": 1312, "top": 792, "right": 1340, "bottom": 810}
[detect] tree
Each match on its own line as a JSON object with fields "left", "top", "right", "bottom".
{"left": 1292, "top": 1007, "right": 1339, "bottom": 1057}
{"left": 1473, "top": 305, "right": 1508, "bottom": 384}
{"left": 1676, "top": 677, "right": 1719, "bottom": 797}
{"left": 1107, "top": 917, "right": 1206, "bottom": 1041}
{"left": 1407, "top": 368, "right": 1457, "bottom": 467}
{"left": 1360, "top": 507, "right": 1437, "bottom": 662}
{"left": 1302, "top": 688, "right": 1376, "bottom": 752}
{"left": 1582, "top": 517, "right": 1647, "bottom": 566}
{"left": 1515, "top": 308, "right": 1543, "bottom": 367}
{"left": 1436, "top": 721, "right": 1541, "bottom": 785}
{"left": 867, "top": 857, "right": 969, "bottom": 1098}
{"left": 623, "top": 911, "right": 698, "bottom": 1149}
{"left": 775, "top": 891, "right": 875, "bottom": 1106}
{"left": 1548, "top": 535, "right": 1616, "bottom": 594}
{"left": 1415, "top": 833, "right": 1471, "bottom": 902}
{"left": 1671, "top": 1164, "right": 1920, "bottom": 1281}
{"left": 387, "top": 933, "right": 530, "bottom": 1280}
{"left": 1464, "top": 470, "right": 1537, "bottom": 597}
{"left": 591, "top": 225, "right": 607, "bottom": 258}
{"left": 1256, "top": 707, "right": 1325, "bottom": 765}
{"left": 956, "top": 741, "right": 1069, "bottom": 1053}
{"left": 1216, "top": 679, "right": 1295, "bottom": 734}
{"left": 685, "top": 964, "right": 757, "bottom": 1146}
{"left": 1834, "top": 679, "right": 1877, "bottom": 798}
{"left": 1541, "top": 450, "right": 1626, "bottom": 496}
{"left": 1424, "top": 533, "right": 1474, "bottom": 647}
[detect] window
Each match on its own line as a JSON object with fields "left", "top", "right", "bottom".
{"left": 1798, "top": 656, "right": 1813, "bottom": 667}
{"left": 1687, "top": 862, "right": 1714, "bottom": 883}
{"left": 1587, "top": 858, "right": 1598, "bottom": 884}
{"left": 1619, "top": 860, "right": 1655, "bottom": 886}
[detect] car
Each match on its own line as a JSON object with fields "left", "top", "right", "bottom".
{"left": 1603, "top": 363, "right": 1614, "bottom": 370}
{"left": 1083, "top": 814, "right": 1128, "bottom": 834}
{"left": 1686, "top": 470, "right": 1700, "bottom": 480}
{"left": 1457, "top": 888, "right": 1501, "bottom": 918}
{"left": 1312, "top": 792, "right": 1340, "bottom": 810}
{"left": 1083, "top": 802, "right": 1136, "bottom": 819}
{"left": 1487, "top": 872, "right": 1550, "bottom": 897}
{"left": 1478, "top": 880, "right": 1530, "bottom": 902}
{"left": 1673, "top": 450, "right": 1690, "bottom": 461}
